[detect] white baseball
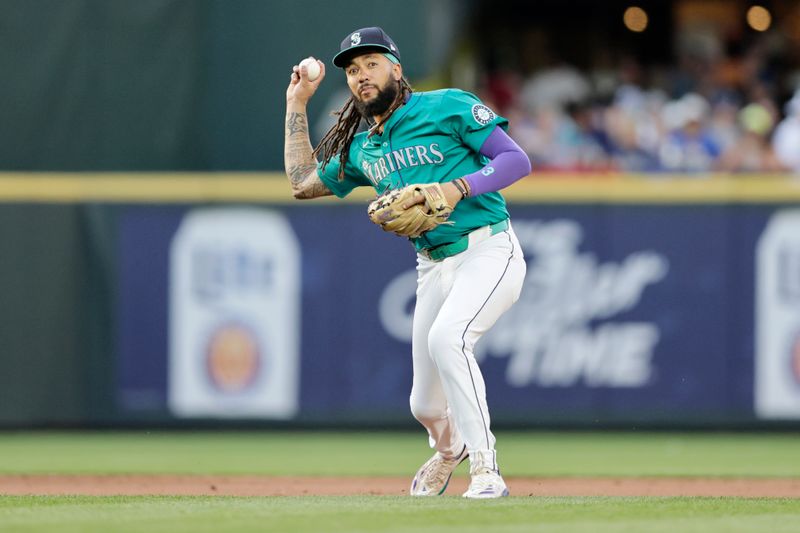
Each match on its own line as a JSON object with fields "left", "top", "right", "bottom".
{"left": 300, "top": 57, "right": 320, "bottom": 81}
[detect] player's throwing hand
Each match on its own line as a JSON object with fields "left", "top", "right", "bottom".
{"left": 286, "top": 58, "right": 325, "bottom": 104}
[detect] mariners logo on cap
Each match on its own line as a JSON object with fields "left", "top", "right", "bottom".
{"left": 471, "top": 104, "right": 496, "bottom": 125}
{"left": 350, "top": 32, "right": 361, "bottom": 46}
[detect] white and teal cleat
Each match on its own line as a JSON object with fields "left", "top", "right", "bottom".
{"left": 462, "top": 467, "right": 509, "bottom": 499}
{"left": 409, "top": 445, "right": 468, "bottom": 496}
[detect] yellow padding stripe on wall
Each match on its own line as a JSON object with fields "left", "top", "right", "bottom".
{"left": 0, "top": 172, "right": 799, "bottom": 204}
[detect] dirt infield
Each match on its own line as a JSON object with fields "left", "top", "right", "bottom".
{"left": 2, "top": 475, "right": 800, "bottom": 497}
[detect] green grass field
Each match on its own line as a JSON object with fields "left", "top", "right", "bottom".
{"left": 1, "top": 431, "right": 799, "bottom": 532}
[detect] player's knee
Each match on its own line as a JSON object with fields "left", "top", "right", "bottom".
{"left": 409, "top": 398, "right": 447, "bottom": 424}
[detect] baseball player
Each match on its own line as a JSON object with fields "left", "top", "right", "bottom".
{"left": 284, "top": 27, "right": 530, "bottom": 499}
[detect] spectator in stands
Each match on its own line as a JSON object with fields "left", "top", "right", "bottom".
{"left": 717, "top": 103, "right": 784, "bottom": 172}
{"left": 520, "top": 61, "right": 592, "bottom": 115}
{"left": 772, "top": 90, "right": 800, "bottom": 173}
{"left": 603, "top": 85, "right": 662, "bottom": 172}
{"left": 658, "top": 93, "right": 721, "bottom": 173}
{"left": 554, "top": 100, "right": 613, "bottom": 171}
{"left": 706, "top": 96, "right": 742, "bottom": 154}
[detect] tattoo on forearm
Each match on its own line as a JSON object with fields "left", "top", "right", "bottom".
{"left": 284, "top": 110, "right": 331, "bottom": 198}
{"left": 285, "top": 111, "right": 315, "bottom": 185}
{"left": 286, "top": 112, "right": 308, "bottom": 136}
{"left": 288, "top": 162, "right": 317, "bottom": 186}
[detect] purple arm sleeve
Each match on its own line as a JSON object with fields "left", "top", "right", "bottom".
{"left": 462, "top": 127, "right": 531, "bottom": 197}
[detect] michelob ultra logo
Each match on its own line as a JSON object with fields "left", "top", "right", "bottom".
{"left": 168, "top": 208, "right": 301, "bottom": 419}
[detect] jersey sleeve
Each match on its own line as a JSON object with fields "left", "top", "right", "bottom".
{"left": 440, "top": 89, "right": 509, "bottom": 153}
{"left": 316, "top": 152, "right": 370, "bottom": 198}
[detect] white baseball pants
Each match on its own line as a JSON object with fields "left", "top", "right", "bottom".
{"left": 409, "top": 222, "right": 526, "bottom": 470}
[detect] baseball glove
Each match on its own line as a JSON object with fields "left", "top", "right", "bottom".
{"left": 367, "top": 183, "right": 454, "bottom": 238}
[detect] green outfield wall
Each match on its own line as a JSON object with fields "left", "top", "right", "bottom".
{"left": 0, "top": 0, "right": 464, "bottom": 171}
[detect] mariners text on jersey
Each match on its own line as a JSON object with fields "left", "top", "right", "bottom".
{"left": 362, "top": 143, "right": 445, "bottom": 184}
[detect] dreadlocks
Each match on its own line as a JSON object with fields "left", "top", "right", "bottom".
{"left": 314, "top": 76, "right": 413, "bottom": 181}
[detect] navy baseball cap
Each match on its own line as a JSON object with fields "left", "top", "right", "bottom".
{"left": 332, "top": 27, "right": 401, "bottom": 68}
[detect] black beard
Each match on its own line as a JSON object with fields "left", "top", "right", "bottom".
{"left": 354, "top": 80, "right": 399, "bottom": 117}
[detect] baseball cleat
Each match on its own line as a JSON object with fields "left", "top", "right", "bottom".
{"left": 409, "top": 445, "right": 468, "bottom": 496}
{"left": 462, "top": 467, "right": 509, "bottom": 499}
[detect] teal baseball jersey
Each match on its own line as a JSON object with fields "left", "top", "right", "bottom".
{"left": 317, "top": 89, "right": 510, "bottom": 251}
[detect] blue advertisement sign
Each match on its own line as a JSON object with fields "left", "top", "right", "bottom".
{"left": 115, "top": 202, "right": 787, "bottom": 424}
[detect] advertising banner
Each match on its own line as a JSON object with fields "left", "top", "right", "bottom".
{"left": 114, "top": 202, "right": 793, "bottom": 424}
{"left": 755, "top": 209, "right": 800, "bottom": 419}
{"left": 168, "top": 208, "right": 301, "bottom": 418}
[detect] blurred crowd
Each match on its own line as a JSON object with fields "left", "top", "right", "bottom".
{"left": 476, "top": 41, "right": 800, "bottom": 175}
